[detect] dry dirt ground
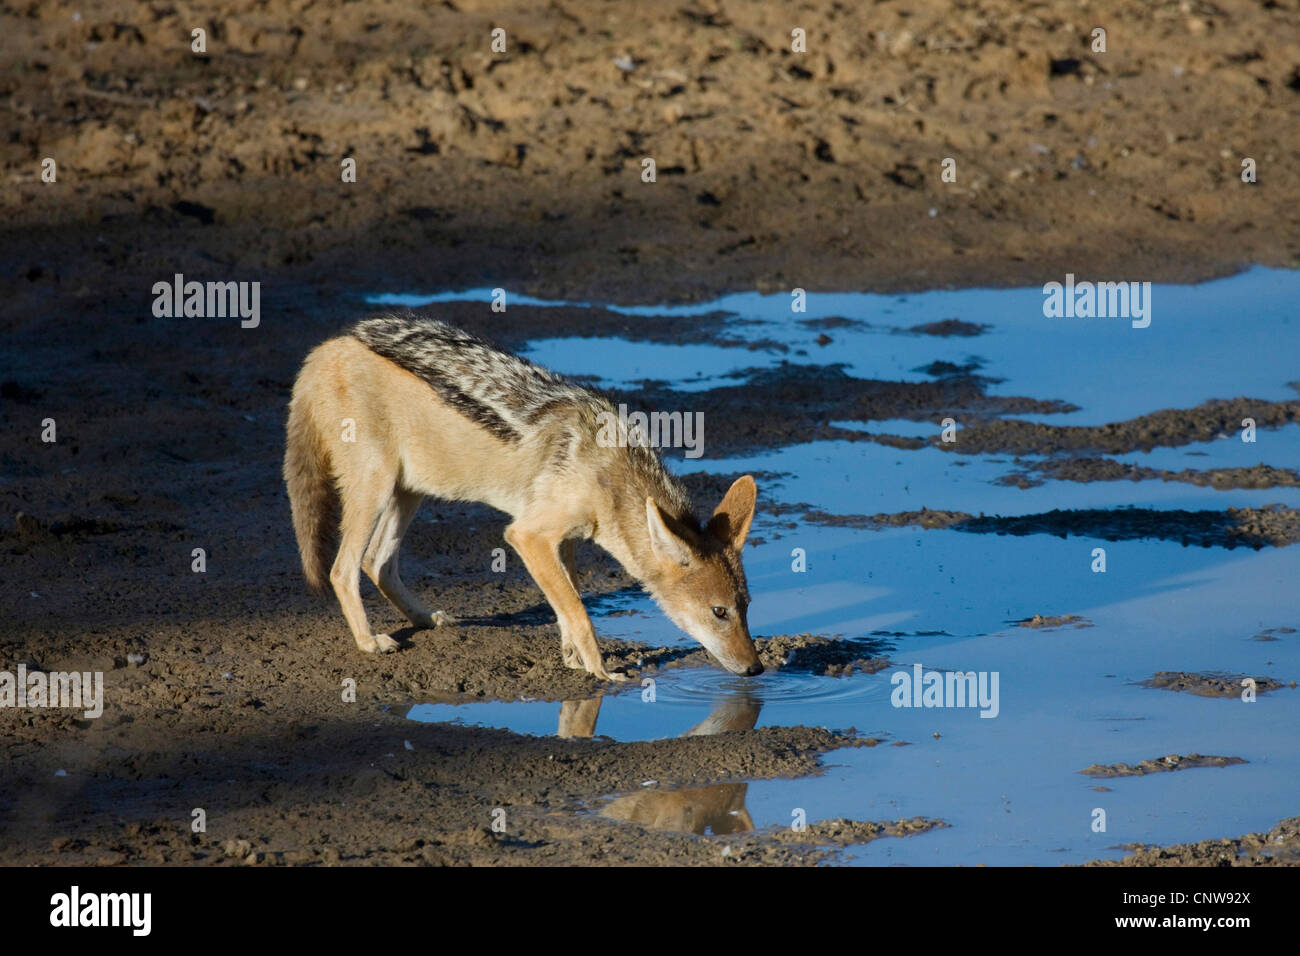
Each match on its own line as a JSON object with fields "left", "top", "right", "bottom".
{"left": 2, "top": 0, "right": 1299, "bottom": 866}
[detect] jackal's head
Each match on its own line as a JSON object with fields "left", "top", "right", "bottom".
{"left": 644, "top": 475, "right": 763, "bottom": 676}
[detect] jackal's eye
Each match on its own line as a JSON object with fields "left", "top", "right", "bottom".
{"left": 711, "top": 606, "right": 728, "bottom": 620}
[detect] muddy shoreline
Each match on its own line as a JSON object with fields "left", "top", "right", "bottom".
{"left": 6, "top": 0, "right": 1300, "bottom": 311}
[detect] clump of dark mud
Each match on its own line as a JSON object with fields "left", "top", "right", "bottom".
{"left": 769, "top": 505, "right": 971, "bottom": 531}
{"left": 1079, "top": 754, "right": 1247, "bottom": 778}
{"left": 775, "top": 502, "right": 1300, "bottom": 549}
{"left": 941, "top": 399, "right": 1299, "bottom": 456}
{"left": 845, "top": 432, "right": 931, "bottom": 450}
{"left": 907, "top": 318, "right": 988, "bottom": 337}
{"left": 799, "top": 316, "right": 866, "bottom": 332}
{"left": 764, "top": 816, "right": 949, "bottom": 846}
{"left": 1017, "top": 614, "right": 1093, "bottom": 630}
{"left": 632, "top": 364, "right": 1074, "bottom": 457}
{"left": 647, "top": 633, "right": 892, "bottom": 679}
{"left": 1086, "top": 815, "right": 1300, "bottom": 867}
{"left": 755, "top": 633, "right": 892, "bottom": 677}
{"left": 997, "top": 457, "right": 1300, "bottom": 491}
{"left": 677, "top": 470, "right": 793, "bottom": 515}
{"left": 959, "top": 505, "right": 1300, "bottom": 549}
{"left": 1138, "top": 671, "right": 1291, "bottom": 697}
{"left": 914, "top": 359, "right": 984, "bottom": 378}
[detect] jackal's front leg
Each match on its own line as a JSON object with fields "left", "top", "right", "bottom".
{"left": 505, "top": 525, "right": 630, "bottom": 682}
{"left": 557, "top": 538, "right": 583, "bottom": 669}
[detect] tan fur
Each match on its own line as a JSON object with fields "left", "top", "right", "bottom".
{"left": 284, "top": 334, "right": 762, "bottom": 678}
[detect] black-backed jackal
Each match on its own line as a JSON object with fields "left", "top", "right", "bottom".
{"left": 284, "top": 316, "right": 763, "bottom": 680}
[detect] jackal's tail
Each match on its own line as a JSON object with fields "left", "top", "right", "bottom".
{"left": 284, "top": 394, "right": 337, "bottom": 594}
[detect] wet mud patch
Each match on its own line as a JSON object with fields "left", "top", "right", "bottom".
{"left": 754, "top": 634, "right": 893, "bottom": 677}
{"left": 996, "top": 458, "right": 1300, "bottom": 491}
{"left": 907, "top": 319, "right": 988, "bottom": 338}
{"left": 791, "top": 314, "right": 989, "bottom": 339}
{"left": 357, "top": 625, "right": 692, "bottom": 704}
{"left": 1017, "top": 614, "right": 1093, "bottom": 630}
{"left": 766, "top": 504, "right": 973, "bottom": 532}
{"left": 629, "top": 364, "right": 1074, "bottom": 457}
{"left": 594, "top": 786, "right": 943, "bottom": 851}
{"left": 764, "top": 816, "right": 949, "bottom": 847}
{"left": 1086, "top": 815, "right": 1300, "bottom": 867}
{"left": 677, "top": 469, "right": 794, "bottom": 515}
{"left": 1, "top": 674, "right": 874, "bottom": 867}
{"left": 829, "top": 431, "right": 930, "bottom": 451}
{"left": 1079, "top": 754, "right": 1247, "bottom": 778}
{"left": 1137, "top": 671, "right": 1292, "bottom": 698}
{"left": 572, "top": 633, "right": 894, "bottom": 685}
{"left": 1251, "top": 627, "right": 1297, "bottom": 642}
{"left": 384, "top": 630, "right": 892, "bottom": 706}
{"left": 595, "top": 780, "right": 943, "bottom": 857}
{"left": 422, "top": 301, "right": 773, "bottom": 355}
{"left": 771, "top": 503, "right": 1300, "bottom": 548}
{"left": 958, "top": 505, "right": 1300, "bottom": 548}
{"left": 914, "top": 359, "right": 985, "bottom": 379}
{"left": 943, "top": 397, "right": 1300, "bottom": 456}
{"left": 799, "top": 316, "right": 867, "bottom": 333}
{"left": 462, "top": 725, "right": 877, "bottom": 804}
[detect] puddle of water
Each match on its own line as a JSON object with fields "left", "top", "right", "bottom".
{"left": 1110, "top": 426, "right": 1300, "bottom": 472}
{"left": 539, "top": 526, "right": 1295, "bottom": 661}
{"left": 369, "top": 266, "right": 1300, "bottom": 425}
{"left": 831, "top": 420, "right": 1300, "bottom": 476}
{"left": 386, "top": 270, "right": 1300, "bottom": 865}
{"left": 521, "top": 338, "right": 774, "bottom": 392}
{"left": 408, "top": 667, "right": 886, "bottom": 742}
{"left": 410, "top": 540, "right": 1300, "bottom": 865}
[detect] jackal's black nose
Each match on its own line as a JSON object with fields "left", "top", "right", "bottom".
{"left": 743, "top": 662, "right": 764, "bottom": 677}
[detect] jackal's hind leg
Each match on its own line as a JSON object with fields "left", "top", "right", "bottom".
{"left": 331, "top": 477, "right": 399, "bottom": 654}
{"left": 362, "top": 489, "right": 453, "bottom": 629}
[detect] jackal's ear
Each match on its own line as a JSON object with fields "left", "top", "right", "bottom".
{"left": 646, "top": 498, "right": 692, "bottom": 567}
{"left": 707, "top": 474, "right": 757, "bottom": 552}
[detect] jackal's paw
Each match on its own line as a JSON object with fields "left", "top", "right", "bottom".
{"left": 593, "top": 667, "right": 634, "bottom": 683}
{"left": 358, "top": 633, "right": 400, "bottom": 654}
{"left": 414, "top": 610, "right": 455, "bottom": 629}
{"left": 562, "top": 643, "right": 584, "bottom": 670}
{"left": 408, "top": 610, "right": 450, "bottom": 629}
